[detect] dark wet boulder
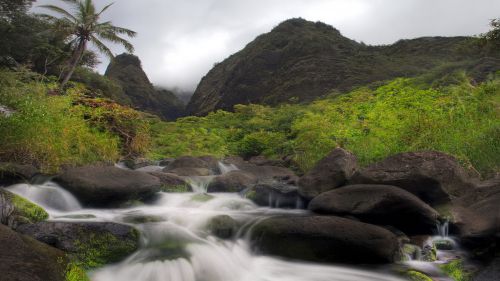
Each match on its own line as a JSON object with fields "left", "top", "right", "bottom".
{"left": 350, "top": 151, "right": 475, "bottom": 205}
{"left": 17, "top": 221, "right": 140, "bottom": 269}
{"left": 309, "top": 184, "right": 439, "bottom": 235}
{"left": 0, "top": 162, "right": 39, "bottom": 186}
{"left": 237, "top": 164, "right": 298, "bottom": 185}
{"left": 298, "top": 148, "right": 358, "bottom": 200}
{"left": 244, "top": 182, "right": 305, "bottom": 209}
{"left": 207, "top": 170, "right": 257, "bottom": 192}
{"left": 164, "top": 156, "right": 219, "bottom": 174}
{"left": 251, "top": 215, "right": 399, "bottom": 264}
{"left": 206, "top": 215, "right": 240, "bottom": 239}
{"left": 0, "top": 224, "right": 69, "bottom": 281}
{"left": 0, "top": 189, "right": 48, "bottom": 229}
{"left": 451, "top": 183, "right": 500, "bottom": 250}
{"left": 123, "top": 158, "right": 156, "bottom": 170}
{"left": 149, "top": 172, "right": 191, "bottom": 192}
{"left": 54, "top": 165, "right": 161, "bottom": 207}
{"left": 167, "top": 167, "right": 213, "bottom": 176}
{"left": 159, "top": 158, "right": 175, "bottom": 167}
{"left": 248, "top": 156, "right": 285, "bottom": 167}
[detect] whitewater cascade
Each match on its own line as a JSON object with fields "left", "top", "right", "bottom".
{"left": 5, "top": 163, "right": 405, "bottom": 281}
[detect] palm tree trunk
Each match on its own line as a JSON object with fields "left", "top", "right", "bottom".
{"left": 60, "top": 39, "right": 87, "bottom": 88}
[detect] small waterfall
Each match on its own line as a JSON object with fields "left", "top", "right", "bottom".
{"left": 217, "top": 161, "right": 238, "bottom": 174}
{"left": 7, "top": 182, "right": 82, "bottom": 212}
{"left": 436, "top": 220, "right": 449, "bottom": 238}
{"left": 185, "top": 176, "right": 215, "bottom": 193}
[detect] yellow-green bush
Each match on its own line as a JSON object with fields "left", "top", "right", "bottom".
{"left": 0, "top": 70, "right": 119, "bottom": 172}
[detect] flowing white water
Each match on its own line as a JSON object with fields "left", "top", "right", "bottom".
{"left": 5, "top": 176, "right": 405, "bottom": 281}
{"left": 218, "top": 162, "right": 239, "bottom": 174}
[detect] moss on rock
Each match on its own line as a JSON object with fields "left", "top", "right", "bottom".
{"left": 440, "top": 259, "right": 473, "bottom": 281}
{"left": 65, "top": 263, "right": 90, "bottom": 281}
{"left": 0, "top": 189, "right": 48, "bottom": 228}
{"left": 405, "top": 270, "right": 433, "bottom": 281}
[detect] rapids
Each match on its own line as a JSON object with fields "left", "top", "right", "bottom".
{"left": 5, "top": 164, "right": 406, "bottom": 281}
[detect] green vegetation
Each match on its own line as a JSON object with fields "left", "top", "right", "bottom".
{"left": 10, "top": 192, "right": 49, "bottom": 222}
{"left": 65, "top": 263, "right": 90, "bottom": 281}
{"left": 440, "top": 259, "right": 473, "bottom": 281}
{"left": 151, "top": 73, "right": 500, "bottom": 176}
{"left": 73, "top": 230, "right": 139, "bottom": 269}
{"left": 0, "top": 70, "right": 120, "bottom": 172}
{"left": 405, "top": 270, "right": 433, "bottom": 281}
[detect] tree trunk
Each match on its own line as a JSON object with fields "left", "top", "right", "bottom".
{"left": 60, "top": 39, "right": 87, "bottom": 89}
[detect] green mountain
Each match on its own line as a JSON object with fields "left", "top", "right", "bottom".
{"left": 105, "top": 53, "right": 185, "bottom": 120}
{"left": 187, "top": 18, "right": 499, "bottom": 116}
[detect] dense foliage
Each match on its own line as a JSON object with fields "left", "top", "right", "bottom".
{"left": 0, "top": 70, "right": 151, "bottom": 172}
{"left": 151, "top": 73, "right": 500, "bottom": 176}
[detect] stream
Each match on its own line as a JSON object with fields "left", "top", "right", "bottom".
{"left": 6, "top": 163, "right": 414, "bottom": 281}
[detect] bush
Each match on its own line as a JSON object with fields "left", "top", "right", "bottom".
{"left": 0, "top": 70, "right": 119, "bottom": 172}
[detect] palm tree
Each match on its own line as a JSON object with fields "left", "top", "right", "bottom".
{"left": 39, "top": 0, "right": 136, "bottom": 87}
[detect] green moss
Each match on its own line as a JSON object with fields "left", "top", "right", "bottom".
{"left": 440, "top": 259, "right": 473, "bottom": 281}
{"left": 161, "top": 184, "right": 190, "bottom": 193}
{"left": 405, "top": 270, "right": 433, "bottom": 281}
{"left": 191, "top": 193, "right": 214, "bottom": 202}
{"left": 73, "top": 230, "right": 139, "bottom": 269}
{"left": 65, "top": 263, "right": 90, "bottom": 281}
{"left": 10, "top": 192, "right": 48, "bottom": 222}
{"left": 245, "top": 190, "right": 257, "bottom": 201}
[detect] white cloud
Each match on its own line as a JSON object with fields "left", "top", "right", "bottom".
{"left": 34, "top": 0, "right": 500, "bottom": 92}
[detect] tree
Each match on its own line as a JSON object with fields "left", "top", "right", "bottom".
{"left": 481, "top": 18, "right": 500, "bottom": 50}
{"left": 39, "top": 0, "right": 136, "bottom": 88}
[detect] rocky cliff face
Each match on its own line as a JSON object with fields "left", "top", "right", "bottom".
{"left": 187, "top": 18, "right": 491, "bottom": 116}
{"left": 105, "top": 54, "right": 185, "bottom": 120}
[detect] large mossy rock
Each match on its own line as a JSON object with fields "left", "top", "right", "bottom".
{"left": 298, "top": 148, "right": 357, "bottom": 200}
{"left": 0, "top": 189, "right": 48, "bottom": 229}
{"left": 17, "top": 221, "right": 140, "bottom": 269}
{"left": 54, "top": 165, "right": 161, "bottom": 207}
{"left": 149, "top": 172, "right": 191, "bottom": 192}
{"left": 236, "top": 164, "right": 298, "bottom": 185}
{"left": 164, "top": 156, "right": 219, "bottom": 174}
{"left": 244, "top": 182, "right": 304, "bottom": 208}
{"left": 309, "top": 184, "right": 439, "bottom": 235}
{"left": 0, "top": 224, "right": 69, "bottom": 281}
{"left": 0, "top": 162, "right": 38, "bottom": 186}
{"left": 206, "top": 215, "right": 240, "bottom": 239}
{"left": 350, "top": 151, "right": 475, "bottom": 205}
{"left": 250, "top": 215, "right": 399, "bottom": 264}
{"left": 207, "top": 170, "right": 257, "bottom": 192}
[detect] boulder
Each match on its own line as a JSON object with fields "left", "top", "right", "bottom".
{"left": 206, "top": 215, "right": 240, "bottom": 239}
{"left": 309, "top": 184, "right": 439, "bottom": 235}
{"left": 149, "top": 172, "right": 191, "bottom": 192}
{"left": 123, "top": 158, "right": 156, "bottom": 170}
{"left": 248, "top": 156, "right": 285, "bottom": 167}
{"left": 451, "top": 183, "right": 500, "bottom": 249}
{"left": 0, "top": 162, "right": 38, "bottom": 186}
{"left": 164, "top": 156, "right": 219, "bottom": 174}
{"left": 350, "top": 151, "right": 475, "bottom": 205}
{"left": 159, "top": 158, "right": 175, "bottom": 167}
{"left": 244, "top": 182, "right": 305, "bottom": 208}
{"left": 207, "top": 170, "right": 257, "bottom": 192}
{"left": 54, "top": 165, "right": 161, "bottom": 207}
{"left": 237, "top": 164, "right": 298, "bottom": 185}
{"left": 0, "top": 189, "right": 48, "bottom": 229}
{"left": 250, "top": 215, "right": 399, "bottom": 264}
{"left": 0, "top": 224, "right": 69, "bottom": 281}
{"left": 298, "top": 148, "right": 358, "bottom": 200}
{"left": 17, "top": 221, "right": 139, "bottom": 268}
{"left": 167, "top": 167, "right": 213, "bottom": 176}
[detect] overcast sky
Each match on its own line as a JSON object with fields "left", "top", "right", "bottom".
{"left": 34, "top": 0, "right": 500, "bottom": 92}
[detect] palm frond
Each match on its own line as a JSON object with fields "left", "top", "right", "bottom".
{"left": 97, "top": 3, "right": 114, "bottom": 17}
{"left": 97, "top": 32, "right": 134, "bottom": 53}
{"left": 38, "top": 5, "right": 77, "bottom": 23}
{"left": 90, "top": 35, "right": 114, "bottom": 59}
{"left": 96, "top": 22, "right": 137, "bottom": 38}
